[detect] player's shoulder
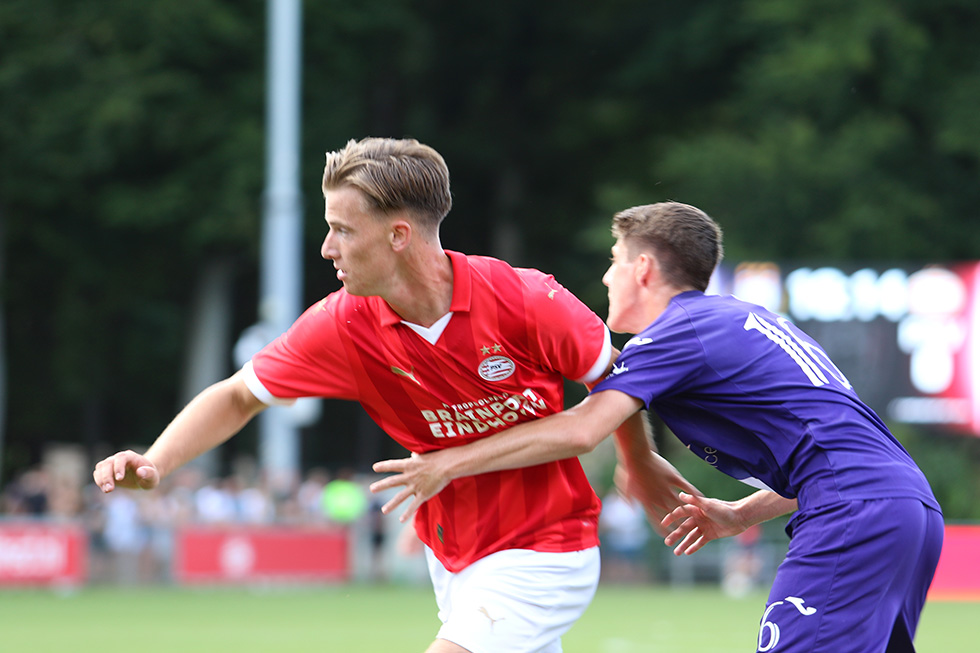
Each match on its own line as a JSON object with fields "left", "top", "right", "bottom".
{"left": 633, "top": 294, "right": 721, "bottom": 346}
{"left": 299, "top": 288, "right": 387, "bottom": 323}
{"left": 462, "top": 253, "right": 561, "bottom": 293}
{"left": 462, "top": 251, "right": 523, "bottom": 276}
{"left": 304, "top": 289, "right": 345, "bottom": 316}
{"left": 671, "top": 291, "right": 759, "bottom": 321}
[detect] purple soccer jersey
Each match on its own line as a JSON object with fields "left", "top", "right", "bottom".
{"left": 594, "top": 290, "right": 944, "bottom": 651}
{"left": 594, "top": 291, "right": 939, "bottom": 513}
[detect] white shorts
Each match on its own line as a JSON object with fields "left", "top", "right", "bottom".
{"left": 425, "top": 546, "right": 600, "bottom": 653}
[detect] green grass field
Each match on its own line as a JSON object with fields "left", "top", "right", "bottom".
{"left": 0, "top": 584, "right": 973, "bottom": 652}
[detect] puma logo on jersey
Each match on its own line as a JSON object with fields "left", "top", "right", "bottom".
{"left": 390, "top": 365, "right": 421, "bottom": 385}
{"left": 478, "top": 606, "right": 505, "bottom": 628}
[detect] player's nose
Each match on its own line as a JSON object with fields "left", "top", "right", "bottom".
{"left": 321, "top": 235, "right": 336, "bottom": 260}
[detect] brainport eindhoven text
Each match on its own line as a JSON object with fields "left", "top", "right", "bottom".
{"left": 421, "top": 389, "right": 548, "bottom": 438}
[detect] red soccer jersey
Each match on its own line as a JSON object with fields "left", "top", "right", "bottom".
{"left": 245, "top": 250, "right": 611, "bottom": 571}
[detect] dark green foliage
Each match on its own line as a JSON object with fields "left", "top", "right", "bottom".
{"left": 0, "top": 1, "right": 265, "bottom": 462}
{"left": 2, "top": 0, "right": 979, "bottom": 513}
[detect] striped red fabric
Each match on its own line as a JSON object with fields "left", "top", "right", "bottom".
{"left": 251, "top": 251, "right": 607, "bottom": 571}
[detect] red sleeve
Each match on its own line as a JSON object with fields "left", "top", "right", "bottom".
{"left": 518, "top": 268, "right": 612, "bottom": 384}
{"left": 248, "top": 293, "right": 362, "bottom": 401}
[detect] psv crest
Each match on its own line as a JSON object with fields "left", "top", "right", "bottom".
{"left": 479, "top": 355, "right": 515, "bottom": 382}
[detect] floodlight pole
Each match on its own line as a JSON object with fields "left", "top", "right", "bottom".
{"left": 258, "top": 0, "right": 304, "bottom": 492}
{"left": 0, "top": 216, "right": 6, "bottom": 490}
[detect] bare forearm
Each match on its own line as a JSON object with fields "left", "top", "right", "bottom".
{"left": 146, "top": 374, "right": 265, "bottom": 479}
{"left": 609, "top": 409, "right": 701, "bottom": 531}
{"left": 371, "top": 389, "right": 642, "bottom": 520}
{"left": 611, "top": 410, "right": 662, "bottom": 484}
{"left": 662, "top": 490, "right": 797, "bottom": 554}
{"left": 733, "top": 490, "right": 798, "bottom": 527}
{"left": 429, "top": 409, "right": 602, "bottom": 482}
{"left": 613, "top": 410, "right": 655, "bottom": 462}
{"left": 430, "top": 350, "right": 642, "bottom": 481}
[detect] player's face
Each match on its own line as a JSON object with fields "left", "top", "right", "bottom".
{"left": 321, "top": 186, "right": 397, "bottom": 297}
{"left": 603, "top": 239, "right": 646, "bottom": 334}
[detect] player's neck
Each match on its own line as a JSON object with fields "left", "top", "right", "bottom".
{"left": 644, "top": 285, "right": 688, "bottom": 324}
{"left": 384, "top": 248, "right": 454, "bottom": 327}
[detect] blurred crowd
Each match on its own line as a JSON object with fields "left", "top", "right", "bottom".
{"left": 1, "top": 461, "right": 777, "bottom": 591}
{"left": 0, "top": 462, "right": 384, "bottom": 585}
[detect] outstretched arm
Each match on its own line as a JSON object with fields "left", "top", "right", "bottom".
{"left": 661, "top": 490, "right": 798, "bottom": 555}
{"left": 611, "top": 410, "right": 701, "bottom": 533}
{"left": 371, "top": 389, "right": 636, "bottom": 520}
{"left": 372, "top": 389, "right": 697, "bottom": 522}
{"left": 93, "top": 371, "right": 267, "bottom": 492}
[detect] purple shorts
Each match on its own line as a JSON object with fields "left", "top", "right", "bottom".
{"left": 757, "top": 498, "right": 944, "bottom": 653}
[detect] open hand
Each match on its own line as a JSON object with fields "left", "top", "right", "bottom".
{"left": 660, "top": 492, "right": 747, "bottom": 555}
{"left": 615, "top": 453, "right": 701, "bottom": 535}
{"left": 93, "top": 450, "right": 160, "bottom": 493}
{"left": 371, "top": 451, "right": 451, "bottom": 522}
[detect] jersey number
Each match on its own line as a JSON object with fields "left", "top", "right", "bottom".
{"left": 743, "top": 313, "right": 852, "bottom": 390}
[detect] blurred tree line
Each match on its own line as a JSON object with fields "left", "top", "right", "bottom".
{"left": 1, "top": 0, "right": 978, "bottom": 516}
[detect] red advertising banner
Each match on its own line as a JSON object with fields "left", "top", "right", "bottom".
{"left": 0, "top": 521, "right": 88, "bottom": 586}
{"left": 174, "top": 525, "right": 350, "bottom": 584}
{"left": 928, "top": 524, "right": 980, "bottom": 601}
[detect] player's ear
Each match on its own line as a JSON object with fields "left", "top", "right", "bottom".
{"left": 389, "top": 219, "right": 412, "bottom": 252}
{"left": 634, "top": 253, "right": 655, "bottom": 286}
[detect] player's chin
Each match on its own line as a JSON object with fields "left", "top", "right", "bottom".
{"left": 341, "top": 280, "right": 368, "bottom": 296}
{"left": 341, "top": 275, "right": 382, "bottom": 297}
{"left": 606, "top": 316, "right": 629, "bottom": 334}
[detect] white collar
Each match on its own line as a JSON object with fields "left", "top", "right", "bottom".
{"left": 401, "top": 312, "right": 453, "bottom": 345}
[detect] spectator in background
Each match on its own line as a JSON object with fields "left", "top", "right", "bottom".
{"left": 368, "top": 495, "right": 389, "bottom": 583}
{"left": 1, "top": 468, "right": 50, "bottom": 516}
{"left": 721, "top": 523, "right": 764, "bottom": 598}
{"left": 236, "top": 475, "right": 276, "bottom": 524}
{"left": 194, "top": 476, "right": 239, "bottom": 524}
{"left": 321, "top": 468, "right": 368, "bottom": 525}
{"left": 81, "top": 483, "right": 110, "bottom": 582}
{"left": 142, "top": 473, "right": 197, "bottom": 583}
{"left": 297, "top": 468, "right": 331, "bottom": 522}
{"left": 102, "top": 491, "right": 149, "bottom": 585}
{"left": 598, "top": 488, "right": 652, "bottom": 584}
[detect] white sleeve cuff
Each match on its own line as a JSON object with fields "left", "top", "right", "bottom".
{"left": 241, "top": 360, "right": 297, "bottom": 406}
{"left": 576, "top": 325, "right": 613, "bottom": 384}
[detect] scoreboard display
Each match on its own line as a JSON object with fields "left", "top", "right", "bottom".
{"left": 708, "top": 261, "right": 980, "bottom": 437}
